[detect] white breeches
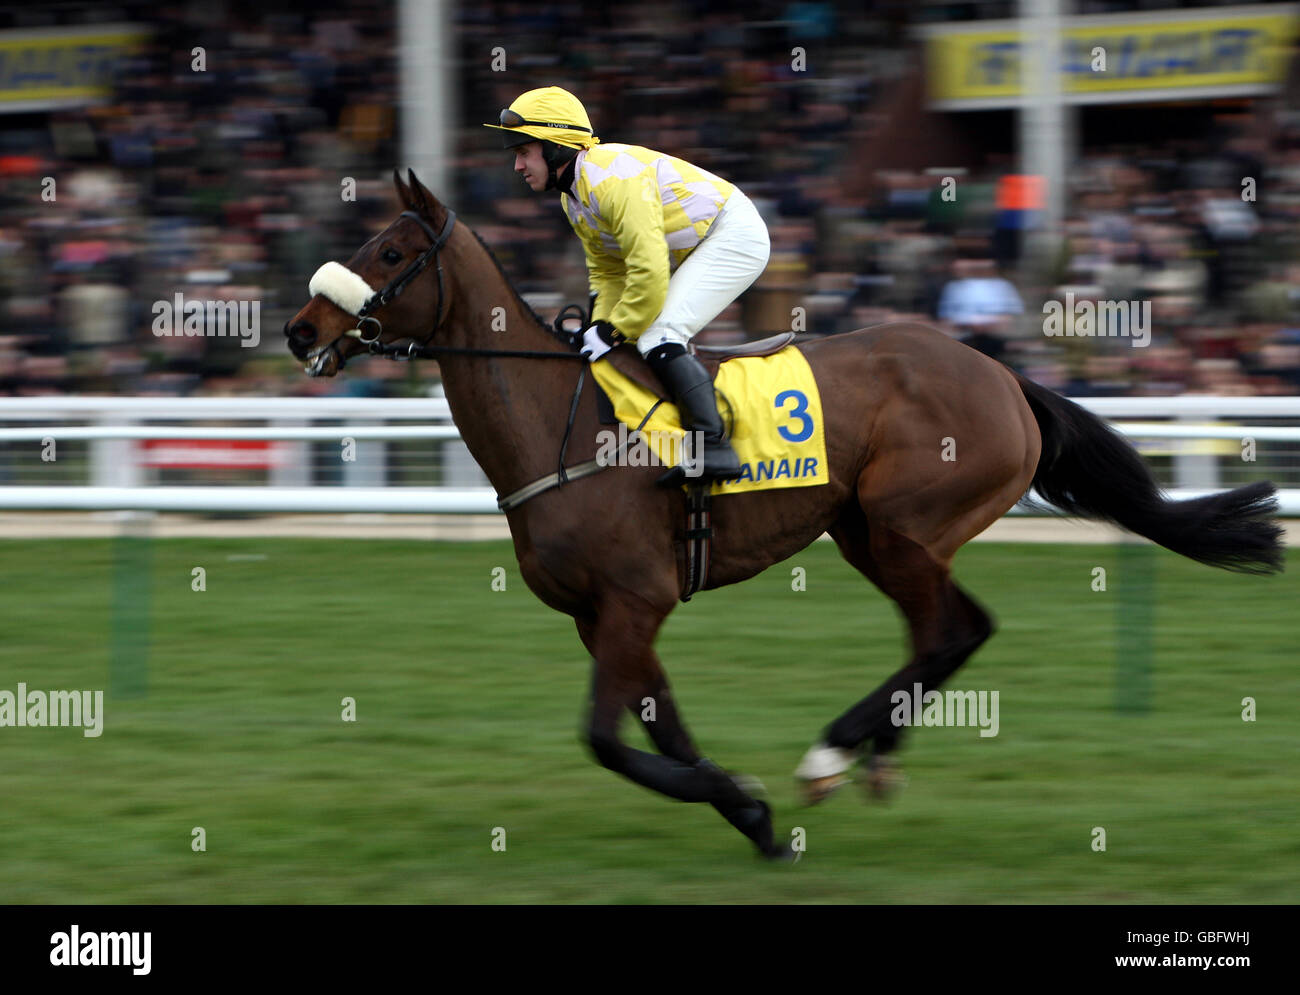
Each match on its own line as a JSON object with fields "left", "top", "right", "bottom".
{"left": 636, "top": 189, "right": 771, "bottom": 355}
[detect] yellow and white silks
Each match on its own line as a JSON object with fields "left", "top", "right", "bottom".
{"left": 561, "top": 143, "right": 772, "bottom": 355}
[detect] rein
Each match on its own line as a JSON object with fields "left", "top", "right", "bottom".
{"left": 359, "top": 340, "right": 588, "bottom": 361}
{"left": 323, "top": 209, "right": 597, "bottom": 508}
{"left": 312, "top": 206, "right": 710, "bottom": 598}
{"left": 341, "top": 210, "right": 586, "bottom": 364}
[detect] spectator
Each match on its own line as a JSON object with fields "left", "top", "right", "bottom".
{"left": 935, "top": 258, "right": 1024, "bottom": 361}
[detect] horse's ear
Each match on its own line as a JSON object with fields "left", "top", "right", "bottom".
{"left": 393, "top": 168, "right": 412, "bottom": 210}
{"left": 405, "top": 168, "right": 448, "bottom": 228}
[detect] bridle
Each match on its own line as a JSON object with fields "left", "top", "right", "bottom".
{"left": 296, "top": 196, "right": 715, "bottom": 596}
{"left": 326, "top": 209, "right": 590, "bottom": 365}
{"left": 302, "top": 206, "right": 620, "bottom": 517}
{"left": 344, "top": 209, "right": 457, "bottom": 359}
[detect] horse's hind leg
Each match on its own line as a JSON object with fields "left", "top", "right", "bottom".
{"left": 577, "top": 594, "right": 792, "bottom": 859}
{"left": 797, "top": 506, "right": 993, "bottom": 802}
{"left": 621, "top": 668, "right": 777, "bottom": 832}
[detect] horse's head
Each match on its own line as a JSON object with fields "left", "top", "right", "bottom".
{"left": 285, "top": 169, "right": 456, "bottom": 377}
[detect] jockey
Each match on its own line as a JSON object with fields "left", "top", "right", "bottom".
{"left": 486, "top": 85, "right": 771, "bottom": 484}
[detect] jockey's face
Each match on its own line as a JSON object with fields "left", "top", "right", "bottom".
{"left": 513, "top": 141, "right": 548, "bottom": 192}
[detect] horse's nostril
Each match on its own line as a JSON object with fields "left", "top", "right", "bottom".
{"left": 287, "top": 320, "right": 316, "bottom": 344}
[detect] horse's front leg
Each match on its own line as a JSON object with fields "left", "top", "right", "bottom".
{"left": 578, "top": 597, "right": 792, "bottom": 860}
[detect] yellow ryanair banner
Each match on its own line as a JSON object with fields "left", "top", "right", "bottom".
{"left": 923, "top": 5, "right": 1299, "bottom": 108}
{"left": 0, "top": 25, "right": 148, "bottom": 112}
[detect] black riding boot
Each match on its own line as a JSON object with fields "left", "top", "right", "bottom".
{"left": 646, "top": 347, "right": 743, "bottom": 485}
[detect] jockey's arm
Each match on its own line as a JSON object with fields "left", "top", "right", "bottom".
{"left": 581, "top": 229, "right": 625, "bottom": 325}
{"left": 599, "top": 172, "right": 670, "bottom": 341}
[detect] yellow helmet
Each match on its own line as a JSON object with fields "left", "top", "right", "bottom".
{"left": 484, "top": 86, "right": 600, "bottom": 151}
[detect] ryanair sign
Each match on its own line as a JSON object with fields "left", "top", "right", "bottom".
{"left": 922, "top": 4, "right": 1299, "bottom": 109}
{"left": 0, "top": 24, "right": 148, "bottom": 113}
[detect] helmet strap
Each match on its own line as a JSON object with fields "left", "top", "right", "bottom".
{"left": 541, "top": 141, "right": 579, "bottom": 193}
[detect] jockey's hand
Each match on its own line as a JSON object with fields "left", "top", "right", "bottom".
{"left": 580, "top": 321, "right": 620, "bottom": 362}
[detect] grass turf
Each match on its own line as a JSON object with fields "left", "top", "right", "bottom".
{"left": 0, "top": 538, "right": 1295, "bottom": 903}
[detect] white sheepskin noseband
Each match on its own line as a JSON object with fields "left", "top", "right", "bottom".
{"left": 308, "top": 261, "right": 376, "bottom": 317}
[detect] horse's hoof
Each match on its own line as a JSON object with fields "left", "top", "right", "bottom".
{"left": 761, "top": 839, "right": 801, "bottom": 863}
{"left": 862, "top": 755, "right": 907, "bottom": 802}
{"left": 794, "top": 741, "right": 857, "bottom": 805}
{"left": 797, "top": 773, "right": 848, "bottom": 806}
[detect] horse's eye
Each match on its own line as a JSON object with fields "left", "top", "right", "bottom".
{"left": 382, "top": 248, "right": 402, "bottom": 265}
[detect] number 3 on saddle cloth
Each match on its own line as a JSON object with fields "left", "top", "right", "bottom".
{"left": 589, "top": 344, "right": 828, "bottom": 496}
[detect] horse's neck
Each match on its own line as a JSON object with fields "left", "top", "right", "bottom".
{"left": 435, "top": 245, "right": 580, "bottom": 495}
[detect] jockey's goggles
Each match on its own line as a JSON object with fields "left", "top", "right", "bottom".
{"left": 498, "top": 107, "right": 593, "bottom": 133}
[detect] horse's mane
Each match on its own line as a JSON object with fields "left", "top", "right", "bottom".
{"left": 463, "top": 223, "right": 552, "bottom": 333}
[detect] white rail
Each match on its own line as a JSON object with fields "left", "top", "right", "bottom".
{"left": 0, "top": 397, "right": 453, "bottom": 419}
{"left": 0, "top": 486, "right": 499, "bottom": 513}
{"left": 0, "top": 395, "right": 1297, "bottom": 514}
{"left": 0, "top": 421, "right": 1295, "bottom": 443}
{"left": 0, "top": 394, "right": 1294, "bottom": 418}
{"left": 0, "top": 426, "right": 464, "bottom": 441}
{"left": 0, "top": 486, "right": 1294, "bottom": 515}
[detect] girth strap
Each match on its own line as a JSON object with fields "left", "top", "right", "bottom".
{"left": 681, "top": 484, "right": 713, "bottom": 602}
{"left": 496, "top": 399, "right": 666, "bottom": 512}
{"left": 497, "top": 457, "right": 610, "bottom": 512}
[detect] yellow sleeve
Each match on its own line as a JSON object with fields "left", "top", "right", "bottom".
{"left": 581, "top": 230, "right": 625, "bottom": 324}
{"left": 601, "top": 172, "right": 669, "bottom": 340}
{"left": 561, "top": 190, "right": 625, "bottom": 324}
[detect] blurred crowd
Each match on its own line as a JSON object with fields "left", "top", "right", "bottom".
{"left": 0, "top": 1, "right": 405, "bottom": 397}
{"left": 0, "top": 0, "right": 1298, "bottom": 398}
{"left": 820, "top": 128, "right": 1300, "bottom": 397}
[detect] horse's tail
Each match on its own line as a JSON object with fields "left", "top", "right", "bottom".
{"left": 1013, "top": 373, "right": 1284, "bottom": 575}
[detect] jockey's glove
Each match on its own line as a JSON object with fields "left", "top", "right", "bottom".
{"left": 579, "top": 320, "right": 621, "bottom": 362}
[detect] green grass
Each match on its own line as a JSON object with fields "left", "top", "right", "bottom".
{"left": 0, "top": 537, "right": 1296, "bottom": 904}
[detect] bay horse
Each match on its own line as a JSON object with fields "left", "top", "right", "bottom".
{"left": 285, "top": 170, "right": 1283, "bottom": 860}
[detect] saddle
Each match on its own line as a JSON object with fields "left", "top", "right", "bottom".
{"left": 595, "top": 332, "right": 800, "bottom": 604}
{"left": 605, "top": 332, "right": 797, "bottom": 402}
{"left": 546, "top": 308, "right": 799, "bottom": 603}
{"left": 551, "top": 301, "right": 794, "bottom": 396}
{"left": 695, "top": 332, "right": 796, "bottom": 360}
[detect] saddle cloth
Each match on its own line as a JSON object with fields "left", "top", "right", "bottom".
{"left": 589, "top": 345, "right": 829, "bottom": 496}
